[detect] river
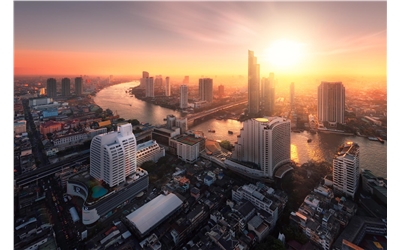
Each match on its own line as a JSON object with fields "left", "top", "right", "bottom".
{"left": 93, "top": 81, "right": 387, "bottom": 178}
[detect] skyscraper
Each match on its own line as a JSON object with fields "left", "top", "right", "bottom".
{"left": 90, "top": 123, "right": 137, "bottom": 187}
{"left": 199, "top": 78, "right": 213, "bottom": 103}
{"left": 183, "top": 76, "right": 189, "bottom": 84}
{"left": 226, "top": 116, "right": 291, "bottom": 178}
{"left": 248, "top": 50, "right": 260, "bottom": 116}
{"left": 180, "top": 85, "right": 188, "bottom": 109}
{"left": 333, "top": 142, "right": 360, "bottom": 199}
{"left": 165, "top": 77, "right": 171, "bottom": 96}
{"left": 75, "top": 77, "right": 83, "bottom": 96}
{"left": 140, "top": 71, "right": 150, "bottom": 89}
{"left": 290, "top": 82, "right": 295, "bottom": 109}
{"left": 317, "top": 81, "right": 345, "bottom": 126}
{"left": 61, "top": 78, "right": 71, "bottom": 97}
{"left": 145, "top": 77, "right": 155, "bottom": 98}
{"left": 46, "top": 78, "right": 57, "bottom": 98}
{"left": 261, "top": 75, "right": 275, "bottom": 116}
{"left": 155, "top": 75, "right": 163, "bottom": 91}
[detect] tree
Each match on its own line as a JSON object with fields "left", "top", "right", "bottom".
{"left": 219, "top": 140, "right": 233, "bottom": 151}
{"left": 127, "top": 119, "right": 140, "bottom": 126}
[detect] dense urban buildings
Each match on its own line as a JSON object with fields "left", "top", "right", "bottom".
{"left": 198, "top": 78, "right": 213, "bottom": 103}
{"left": 90, "top": 123, "right": 137, "bottom": 187}
{"left": 218, "top": 84, "right": 224, "bottom": 98}
{"left": 333, "top": 142, "right": 360, "bottom": 199}
{"left": 74, "top": 77, "right": 83, "bottom": 96}
{"left": 180, "top": 85, "right": 188, "bottom": 109}
{"left": 317, "top": 81, "right": 345, "bottom": 126}
{"left": 248, "top": 50, "right": 260, "bottom": 116}
{"left": 225, "top": 116, "right": 291, "bottom": 178}
{"left": 46, "top": 78, "right": 57, "bottom": 98}
{"left": 61, "top": 78, "right": 71, "bottom": 97}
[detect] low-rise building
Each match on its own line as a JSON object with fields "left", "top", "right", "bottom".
{"left": 136, "top": 140, "right": 165, "bottom": 167}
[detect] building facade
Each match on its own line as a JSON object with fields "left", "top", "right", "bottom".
{"left": 199, "top": 78, "right": 213, "bottom": 103}
{"left": 261, "top": 75, "right": 275, "bottom": 116}
{"left": 248, "top": 50, "right": 260, "bottom": 116}
{"left": 75, "top": 77, "right": 83, "bottom": 96}
{"left": 317, "top": 81, "right": 345, "bottom": 126}
{"left": 145, "top": 77, "right": 155, "bottom": 98}
{"left": 180, "top": 85, "right": 188, "bottom": 109}
{"left": 165, "top": 76, "right": 171, "bottom": 96}
{"left": 90, "top": 123, "right": 137, "bottom": 187}
{"left": 136, "top": 140, "right": 165, "bottom": 167}
{"left": 227, "top": 117, "right": 291, "bottom": 178}
{"left": 61, "top": 78, "right": 71, "bottom": 97}
{"left": 46, "top": 78, "right": 57, "bottom": 98}
{"left": 333, "top": 142, "right": 360, "bottom": 199}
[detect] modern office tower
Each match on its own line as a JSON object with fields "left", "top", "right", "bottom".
{"left": 46, "top": 78, "right": 57, "bottom": 98}
{"left": 226, "top": 116, "right": 291, "bottom": 178}
{"left": 248, "top": 50, "right": 260, "bottom": 116}
{"left": 166, "top": 114, "right": 177, "bottom": 129}
{"left": 180, "top": 85, "right": 188, "bottom": 109}
{"left": 155, "top": 75, "right": 163, "bottom": 91}
{"left": 109, "top": 75, "right": 113, "bottom": 84}
{"left": 183, "top": 76, "right": 189, "bottom": 84}
{"left": 90, "top": 123, "right": 137, "bottom": 187}
{"left": 140, "top": 71, "right": 150, "bottom": 89}
{"left": 218, "top": 85, "right": 224, "bottom": 98}
{"left": 332, "top": 142, "right": 360, "bottom": 199}
{"left": 199, "top": 78, "right": 213, "bottom": 103}
{"left": 61, "top": 78, "right": 71, "bottom": 97}
{"left": 261, "top": 76, "right": 275, "bottom": 116}
{"left": 165, "top": 77, "right": 171, "bottom": 96}
{"left": 317, "top": 81, "right": 345, "bottom": 126}
{"left": 145, "top": 77, "right": 155, "bottom": 98}
{"left": 176, "top": 117, "right": 188, "bottom": 134}
{"left": 75, "top": 77, "right": 83, "bottom": 96}
{"left": 290, "top": 82, "right": 295, "bottom": 109}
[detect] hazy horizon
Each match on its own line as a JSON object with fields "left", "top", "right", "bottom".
{"left": 14, "top": 1, "right": 386, "bottom": 77}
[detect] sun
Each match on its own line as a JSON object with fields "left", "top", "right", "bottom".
{"left": 262, "top": 39, "right": 305, "bottom": 69}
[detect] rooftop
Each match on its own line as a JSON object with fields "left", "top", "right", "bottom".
{"left": 125, "top": 193, "right": 183, "bottom": 235}
{"left": 176, "top": 134, "right": 204, "bottom": 146}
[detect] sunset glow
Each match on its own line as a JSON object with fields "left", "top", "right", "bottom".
{"left": 262, "top": 39, "right": 306, "bottom": 70}
{"left": 13, "top": 1, "right": 387, "bottom": 78}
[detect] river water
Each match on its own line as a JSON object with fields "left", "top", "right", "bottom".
{"left": 94, "top": 81, "right": 387, "bottom": 178}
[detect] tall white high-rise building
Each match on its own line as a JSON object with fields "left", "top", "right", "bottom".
{"left": 165, "top": 77, "right": 171, "bottom": 96}
{"left": 199, "top": 78, "right": 213, "bottom": 103}
{"left": 226, "top": 117, "right": 291, "bottom": 178}
{"left": 145, "top": 77, "right": 155, "bottom": 98}
{"left": 317, "top": 81, "right": 345, "bottom": 126}
{"left": 333, "top": 142, "right": 360, "bottom": 199}
{"left": 180, "top": 85, "right": 188, "bottom": 109}
{"left": 90, "top": 124, "right": 137, "bottom": 187}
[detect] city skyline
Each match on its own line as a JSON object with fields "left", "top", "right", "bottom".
{"left": 14, "top": 1, "right": 387, "bottom": 77}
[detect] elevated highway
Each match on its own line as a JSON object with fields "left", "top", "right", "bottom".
{"left": 15, "top": 152, "right": 90, "bottom": 187}
{"left": 186, "top": 100, "right": 247, "bottom": 127}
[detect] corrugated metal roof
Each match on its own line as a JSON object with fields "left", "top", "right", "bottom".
{"left": 125, "top": 193, "right": 183, "bottom": 234}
